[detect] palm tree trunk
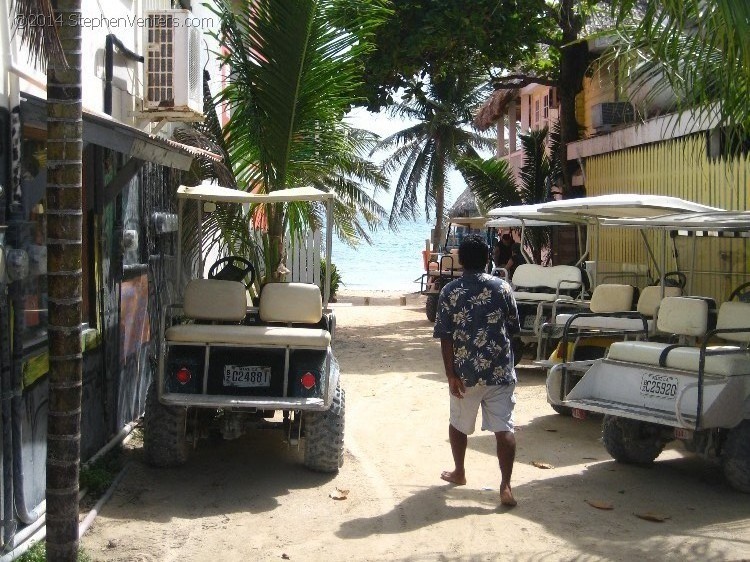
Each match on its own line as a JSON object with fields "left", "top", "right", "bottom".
{"left": 45, "top": 0, "right": 83, "bottom": 559}
{"left": 266, "top": 205, "right": 286, "bottom": 282}
{"left": 557, "top": 0, "right": 587, "bottom": 197}
{"left": 432, "top": 179, "right": 445, "bottom": 252}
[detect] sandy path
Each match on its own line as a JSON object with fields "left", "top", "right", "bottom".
{"left": 81, "top": 291, "right": 750, "bottom": 561}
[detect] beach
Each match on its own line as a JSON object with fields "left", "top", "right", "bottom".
{"left": 81, "top": 290, "right": 750, "bottom": 561}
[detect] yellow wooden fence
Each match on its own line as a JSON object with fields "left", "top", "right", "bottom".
{"left": 583, "top": 135, "right": 750, "bottom": 302}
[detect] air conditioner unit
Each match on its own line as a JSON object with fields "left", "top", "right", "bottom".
{"left": 143, "top": 9, "right": 202, "bottom": 117}
{"left": 591, "top": 102, "right": 634, "bottom": 131}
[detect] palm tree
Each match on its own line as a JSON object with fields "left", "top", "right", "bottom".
{"left": 459, "top": 127, "right": 555, "bottom": 264}
{"left": 12, "top": 0, "right": 83, "bottom": 559}
{"left": 609, "top": 1, "right": 750, "bottom": 137}
{"left": 207, "top": 0, "right": 390, "bottom": 283}
{"left": 372, "top": 75, "right": 494, "bottom": 251}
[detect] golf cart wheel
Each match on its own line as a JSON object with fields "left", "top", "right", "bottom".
{"left": 602, "top": 415, "right": 666, "bottom": 465}
{"left": 143, "top": 382, "right": 189, "bottom": 467}
{"left": 425, "top": 294, "right": 438, "bottom": 322}
{"left": 303, "top": 384, "right": 345, "bottom": 473}
{"left": 722, "top": 420, "right": 750, "bottom": 492}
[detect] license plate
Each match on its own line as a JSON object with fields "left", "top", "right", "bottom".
{"left": 572, "top": 408, "right": 587, "bottom": 420}
{"left": 522, "top": 315, "right": 536, "bottom": 330}
{"left": 640, "top": 372, "right": 678, "bottom": 400}
{"left": 223, "top": 365, "right": 271, "bottom": 387}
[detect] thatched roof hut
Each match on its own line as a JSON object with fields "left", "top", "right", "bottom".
{"left": 473, "top": 88, "right": 519, "bottom": 132}
{"left": 448, "top": 187, "right": 480, "bottom": 219}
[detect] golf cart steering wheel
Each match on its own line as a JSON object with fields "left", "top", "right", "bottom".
{"left": 729, "top": 281, "right": 750, "bottom": 302}
{"left": 661, "top": 271, "right": 687, "bottom": 289}
{"left": 208, "top": 256, "right": 256, "bottom": 287}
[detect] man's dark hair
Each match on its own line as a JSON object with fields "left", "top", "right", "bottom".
{"left": 458, "top": 234, "right": 488, "bottom": 271}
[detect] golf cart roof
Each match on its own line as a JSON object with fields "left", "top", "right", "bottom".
{"left": 485, "top": 217, "right": 575, "bottom": 228}
{"left": 486, "top": 203, "right": 587, "bottom": 225}
{"left": 602, "top": 210, "right": 750, "bottom": 232}
{"left": 177, "top": 183, "right": 335, "bottom": 203}
{"left": 535, "top": 194, "right": 722, "bottom": 219}
{"left": 448, "top": 215, "right": 488, "bottom": 228}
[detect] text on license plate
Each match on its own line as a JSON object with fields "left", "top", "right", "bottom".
{"left": 522, "top": 315, "right": 536, "bottom": 329}
{"left": 640, "top": 372, "right": 678, "bottom": 399}
{"left": 223, "top": 365, "right": 271, "bottom": 387}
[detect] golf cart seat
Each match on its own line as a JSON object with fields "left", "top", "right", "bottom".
{"left": 553, "top": 284, "right": 680, "bottom": 333}
{"left": 511, "top": 264, "right": 583, "bottom": 302}
{"left": 606, "top": 298, "right": 750, "bottom": 375}
{"left": 166, "top": 280, "right": 331, "bottom": 349}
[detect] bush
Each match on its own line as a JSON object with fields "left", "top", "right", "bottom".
{"left": 320, "top": 259, "right": 342, "bottom": 301}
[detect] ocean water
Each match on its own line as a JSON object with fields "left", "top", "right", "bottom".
{"left": 331, "top": 220, "right": 434, "bottom": 292}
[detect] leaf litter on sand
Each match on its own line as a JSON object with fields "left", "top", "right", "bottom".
{"left": 635, "top": 512, "right": 670, "bottom": 522}
{"left": 585, "top": 499, "right": 614, "bottom": 510}
{"left": 532, "top": 461, "right": 554, "bottom": 469}
{"left": 329, "top": 487, "right": 350, "bottom": 500}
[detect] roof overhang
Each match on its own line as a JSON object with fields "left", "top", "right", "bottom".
{"left": 177, "top": 182, "right": 335, "bottom": 203}
{"left": 20, "top": 93, "right": 209, "bottom": 171}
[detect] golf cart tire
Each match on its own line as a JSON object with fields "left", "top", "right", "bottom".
{"left": 426, "top": 294, "right": 438, "bottom": 322}
{"left": 303, "top": 384, "right": 345, "bottom": 473}
{"left": 602, "top": 415, "right": 665, "bottom": 465}
{"left": 143, "top": 382, "right": 189, "bottom": 468}
{"left": 722, "top": 420, "right": 750, "bottom": 493}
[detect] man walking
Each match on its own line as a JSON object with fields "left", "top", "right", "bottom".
{"left": 433, "top": 234, "right": 520, "bottom": 506}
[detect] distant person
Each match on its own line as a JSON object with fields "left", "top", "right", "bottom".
{"left": 508, "top": 238, "right": 527, "bottom": 278}
{"left": 492, "top": 234, "right": 513, "bottom": 272}
{"left": 433, "top": 234, "right": 520, "bottom": 507}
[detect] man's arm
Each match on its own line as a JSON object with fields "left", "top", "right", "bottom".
{"left": 440, "top": 337, "right": 465, "bottom": 398}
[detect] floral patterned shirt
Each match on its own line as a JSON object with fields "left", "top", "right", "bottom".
{"left": 433, "top": 272, "right": 520, "bottom": 386}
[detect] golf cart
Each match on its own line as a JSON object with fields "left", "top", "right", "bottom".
{"left": 530, "top": 195, "right": 721, "bottom": 415}
{"left": 548, "top": 208, "right": 750, "bottom": 492}
{"left": 419, "top": 215, "right": 488, "bottom": 322}
{"left": 143, "top": 183, "right": 345, "bottom": 473}
{"left": 484, "top": 204, "right": 591, "bottom": 361}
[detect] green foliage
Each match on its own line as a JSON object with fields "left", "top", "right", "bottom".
{"left": 79, "top": 464, "right": 115, "bottom": 497}
{"left": 320, "top": 259, "right": 343, "bottom": 299}
{"left": 358, "top": 0, "right": 553, "bottom": 110}
{"left": 607, "top": 0, "right": 750, "bottom": 136}
{"left": 455, "top": 157, "right": 521, "bottom": 213}
{"left": 17, "top": 542, "right": 91, "bottom": 562}
{"left": 205, "top": 0, "right": 390, "bottom": 283}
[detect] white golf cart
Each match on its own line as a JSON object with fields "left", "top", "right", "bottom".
{"left": 534, "top": 195, "right": 722, "bottom": 415}
{"left": 550, "top": 208, "right": 750, "bottom": 492}
{"left": 143, "top": 183, "right": 345, "bottom": 473}
{"left": 484, "top": 204, "right": 591, "bottom": 362}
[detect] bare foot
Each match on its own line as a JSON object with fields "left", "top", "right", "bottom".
{"left": 440, "top": 470, "right": 467, "bottom": 485}
{"left": 500, "top": 485, "right": 517, "bottom": 507}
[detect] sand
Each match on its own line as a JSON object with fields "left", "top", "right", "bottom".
{"left": 80, "top": 290, "right": 750, "bottom": 561}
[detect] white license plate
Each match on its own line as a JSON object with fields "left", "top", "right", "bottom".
{"left": 640, "top": 372, "right": 678, "bottom": 400}
{"left": 223, "top": 365, "right": 271, "bottom": 387}
{"left": 522, "top": 315, "right": 536, "bottom": 330}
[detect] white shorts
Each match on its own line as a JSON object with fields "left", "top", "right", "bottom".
{"left": 449, "top": 383, "right": 516, "bottom": 435}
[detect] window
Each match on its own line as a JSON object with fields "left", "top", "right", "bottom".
{"left": 543, "top": 94, "right": 549, "bottom": 119}
{"left": 534, "top": 100, "right": 540, "bottom": 127}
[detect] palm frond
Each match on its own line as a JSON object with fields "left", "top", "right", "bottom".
{"left": 456, "top": 157, "right": 521, "bottom": 213}
{"left": 11, "top": 0, "right": 66, "bottom": 69}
